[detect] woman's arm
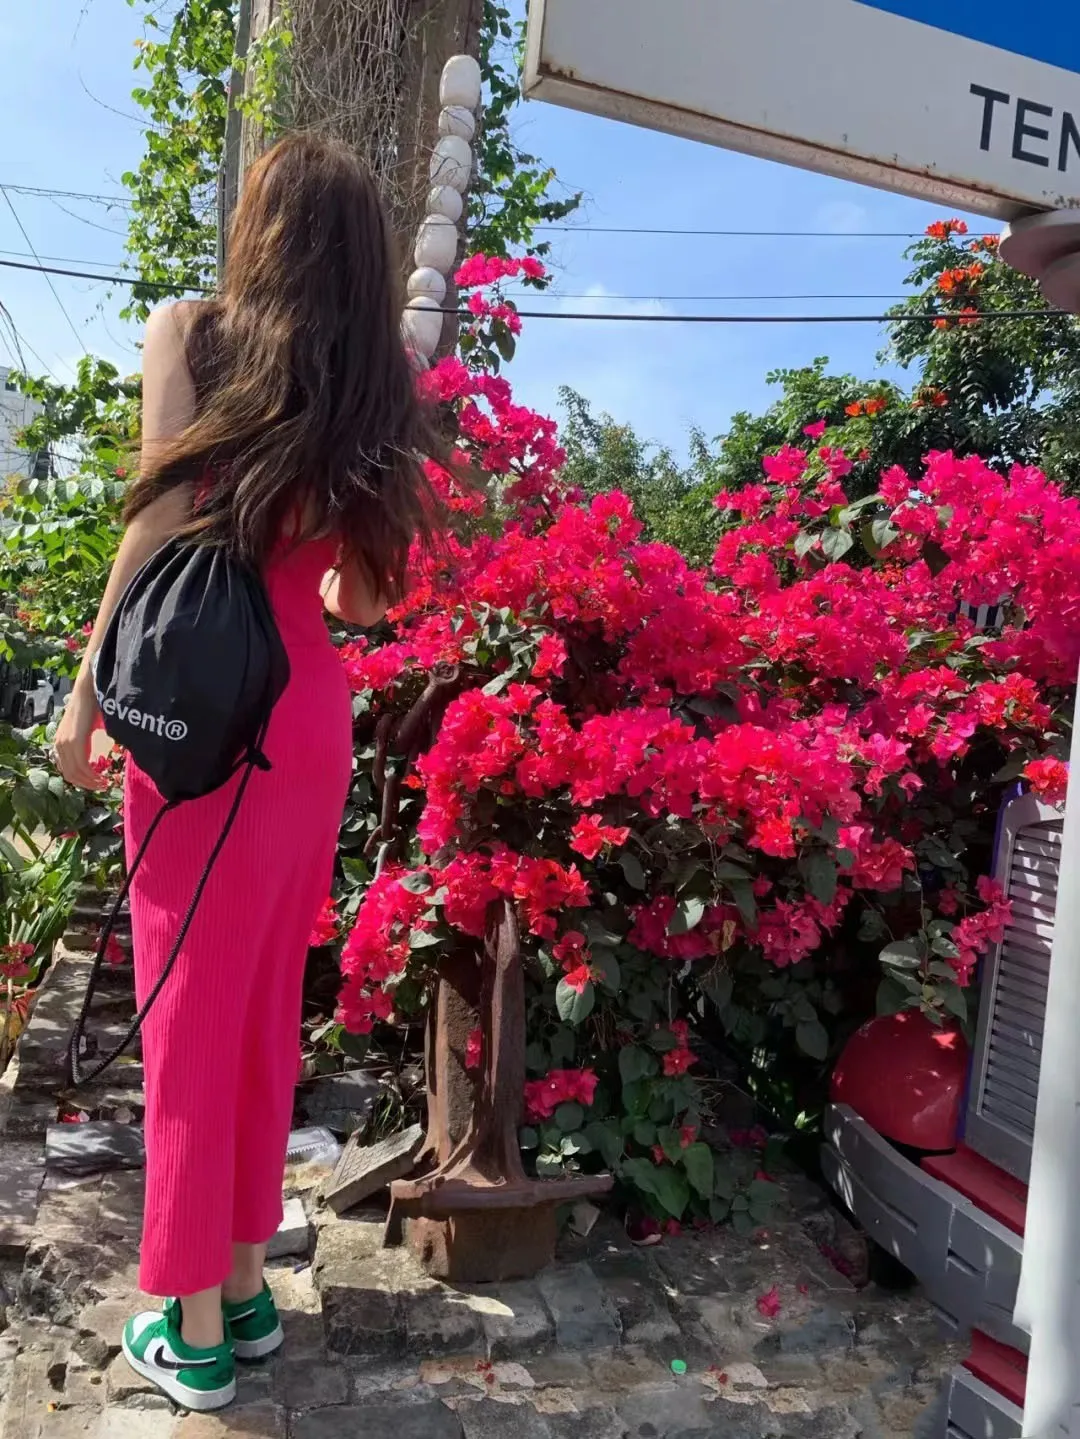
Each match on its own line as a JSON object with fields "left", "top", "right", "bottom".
{"left": 321, "top": 556, "right": 388, "bottom": 629}
{"left": 53, "top": 304, "right": 197, "bottom": 790}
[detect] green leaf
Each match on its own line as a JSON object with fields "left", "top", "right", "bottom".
{"left": 667, "top": 895, "right": 706, "bottom": 936}
{"left": 701, "top": 968, "right": 734, "bottom": 1012}
{"left": 801, "top": 852, "right": 838, "bottom": 905}
{"left": 554, "top": 1102, "right": 585, "bottom": 1132}
{"left": 748, "top": 1178, "right": 783, "bottom": 1210}
{"left": 399, "top": 872, "right": 433, "bottom": 894}
{"left": 656, "top": 1126, "right": 682, "bottom": 1163}
{"left": 868, "top": 515, "right": 897, "bottom": 552}
{"left": 619, "top": 1046, "right": 656, "bottom": 1085}
{"left": 619, "top": 852, "right": 647, "bottom": 890}
{"left": 796, "top": 1019, "right": 830, "bottom": 1061}
{"left": 620, "top": 1157, "right": 690, "bottom": 1219}
{"left": 880, "top": 939, "right": 923, "bottom": 969}
{"left": 409, "top": 930, "right": 441, "bottom": 950}
{"left": 682, "top": 1142, "right": 715, "bottom": 1198}
{"left": 337, "top": 1030, "right": 370, "bottom": 1062}
{"left": 632, "top": 1119, "right": 657, "bottom": 1147}
{"left": 820, "top": 528, "right": 854, "bottom": 562}
{"left": 584, "top": 1120, "right": 624, "bottom": 1169}
{"left": 519, "top": 1126, "right": 539, "bottom": 1150}
{"left": 729, "top": 881, "right": 757, "bottom": 927}
{"left": 709, "top": 1195, "right": 732, "bottom": 1224}
{"left": 794, "top": 530, "right": 819, "bottom": 559}
{"left": 942, "top": 985, "right": 969, "bottom": 1021}
{"left": 591, "top": 948, "right": 621, "bottom": 993}
{"left": 556, "top": 977, "right": 595, "bottom": 1024}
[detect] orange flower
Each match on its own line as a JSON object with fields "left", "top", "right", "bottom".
{"left": 933, "top": 318, "right": 950, "bottom": 331}
{"left": 959, "top": 308, "right": 980, "bottom": 327}
{"left": 926, "top": 219, "right": 968, "bottom": 240}
{"left": 864, "top": 397, "right": 887, "bottom": 416}
{"left": 845, "top": 402, "right": 863, "bottom": 418}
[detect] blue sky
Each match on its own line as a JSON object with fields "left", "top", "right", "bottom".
{"left": 0, "top": 0, "right": 997, "bottom": 458}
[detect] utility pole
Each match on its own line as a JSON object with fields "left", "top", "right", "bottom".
{"left": 220, "top": 0, "right": 484, "bottom": 271}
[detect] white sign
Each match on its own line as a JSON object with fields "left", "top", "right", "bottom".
{"left": 524, "top": 0, "right": 1080, "bottom": 219}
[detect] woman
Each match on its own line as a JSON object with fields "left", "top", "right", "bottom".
{"left": 54, "top": 133, "right": 441, "bottom": 1412}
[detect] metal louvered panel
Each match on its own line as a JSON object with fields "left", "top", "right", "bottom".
{"left": 966, "top": 798, "right": 1063, "bottom": 1181}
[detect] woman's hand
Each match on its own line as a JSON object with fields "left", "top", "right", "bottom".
{"left": 53, "top": 683, "right": 107, "bottom": 791}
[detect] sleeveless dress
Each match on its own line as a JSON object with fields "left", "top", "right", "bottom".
{"left": 125, "top": 536, "right": 352, "bottom": 1296}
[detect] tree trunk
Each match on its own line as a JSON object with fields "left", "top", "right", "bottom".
{"left": 221, "top": 0, "right": 483, "bottom": 272}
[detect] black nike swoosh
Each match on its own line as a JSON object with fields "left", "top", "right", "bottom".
{"left": 149, "top": 1341, "right": 218, "bottom": 1372}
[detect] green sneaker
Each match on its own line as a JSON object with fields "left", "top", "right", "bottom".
{"left": 223, "top": 1282, "right": 284, "bottom": 1361}
{"left": 122, "top": 1299, "right": 236, "bottom": 1411}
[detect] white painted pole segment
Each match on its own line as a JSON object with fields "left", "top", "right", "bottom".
{"left": 402, "top": 54, "right": 483, "bottom": 365}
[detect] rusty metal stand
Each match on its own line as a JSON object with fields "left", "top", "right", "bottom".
{"left": 367, "top": 673, "right": 612, "bottom": 1281}
{"left": 386, "top": 899, "right": 612, "bottom": 1281}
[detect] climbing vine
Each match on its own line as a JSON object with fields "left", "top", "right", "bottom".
{"left": 470, "top": 1, "right": 581, "bottom": 261}
{"left": 122, "top": 0, "right": 237, "bottom": 320}
{"left": 120, "top": 0, "right": 577, "bottom": 319}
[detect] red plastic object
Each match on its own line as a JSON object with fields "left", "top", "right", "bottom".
{"left": 922, "top": 1143, "right": 1027, "bottom": 1236}
{"left": 830, "top": 1010, "right": 968, "bottom": 1151}
{"left": 964, "top": 1330, "right": 1027, "bottom": 1409}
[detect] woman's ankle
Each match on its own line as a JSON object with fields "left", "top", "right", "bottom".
{"left": 179, "top": 1296, "right": 225, "bottom": 1350}
{"left": 222, "top": 1279, "right": 263, "bottom": 1306}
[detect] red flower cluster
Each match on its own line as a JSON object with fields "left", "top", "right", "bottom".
{"left": 951, "top": 877, "right": 1012, "bottom": 986}
{"left": 1024, "top": 756, "right": 1069, "bottom": 807}
{"left": 309, "top": 898, "right": 340, "bottom": 948}
{"left": 336, "top": 867, "right": 428, "bottom": 1033}
{"left": 0, "top": 941, "right": 34, "bottom": 980}
{"left": 845, "top": 396, "right": 888, "bottom": 418}
{"left": 523, "top": 1067, "right": 599, "bottom": 1121}
{"left": 926, "top": 219, "right": 968, "bottom": 239}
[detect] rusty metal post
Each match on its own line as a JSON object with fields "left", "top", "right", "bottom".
{"left": 387, "top": 899, "right": 613, "bottom": 1282}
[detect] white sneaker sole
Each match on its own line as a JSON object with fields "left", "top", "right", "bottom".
{"left": 233, "top": 1322, "right": 284, "bottom": 1362}
{"left": 121, "top": 1334, "right": 237, "bottom": 1412}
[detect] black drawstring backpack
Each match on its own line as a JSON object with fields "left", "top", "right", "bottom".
{"left": 66, "top": 540, "right": 290, "bottom": 1085}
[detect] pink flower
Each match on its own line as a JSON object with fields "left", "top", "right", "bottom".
{"left": 1025, "top": 756, "right": 1069, "bottom": 807}
{"left": 309, "top": 898, "right": 340, "bottom": 947}
{"left": 523, "top": 1068, "right": 599, "bottom": 1121}
{"left": 562, "top": 963, "right": 595, "bottom": 995}
{"left": 663, "top": 1046, "right": 697, "bottom": 1077}
{"left": 569, "top": 814, "right": 631, "bottom": 860}
{"left": 756, "top": 1286, "right": 781, "bottom": 1319}
{"left": 0, "top": 942, "right": 34, "bottom": 980}
{"left": 465, "top": 1027, "right": 483, "bottom": 1071}
{"left": 803, "top": 420, "right": 827, "bottom": 440}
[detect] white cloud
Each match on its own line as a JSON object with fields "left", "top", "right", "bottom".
{"left": 813, "top": 200, "right": 871, "bottom": 235}
{"left": 557, "top": 283, "right": 673, "bottom": 319}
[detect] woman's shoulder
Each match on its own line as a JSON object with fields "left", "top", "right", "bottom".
{"left": 144, "top": 299, "right": 206, "bottom": 350}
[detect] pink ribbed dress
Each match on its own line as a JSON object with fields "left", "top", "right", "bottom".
{"left": 124, "top": 537, "right": 352, "bottom": 1296}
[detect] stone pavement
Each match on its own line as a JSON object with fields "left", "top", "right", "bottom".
{"left": 0, "top": 1168, "right": 961, "bottom": 1439}
{"left": 0, "top": 931, "right": 961, "bottom": 1437}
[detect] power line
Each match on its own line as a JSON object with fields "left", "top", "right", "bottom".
{"left": 0, "top": 255, "right": 1067, "bottom": 326}
{"left": 0, "top": 255, "right": 208, "bottom": 294}
{"left": 1, "top": 183, "right": 133, "bottom": 208}
{"left": 0, "top": 256, "right": 917, "bottom": 304}
{"left": 506, "top": 290, "right": 911, "bottom": 303}
{"left": 0, "top": 191, "right": 88, "bottom": 355}
{"left": 506, "top": 308, "right": 1069, "bottom": 323}
{"left": 0, "top": 301, "right": 57, "bottom": 380}
{"left": 536, "top": 224, "right": 930, "bottom": 238}
{"left": 0, "top": 190, "right": 957, "bottom": 238}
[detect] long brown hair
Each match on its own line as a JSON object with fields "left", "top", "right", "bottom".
{"left": 125, "top": 132, "right": 444, "bottom": 602}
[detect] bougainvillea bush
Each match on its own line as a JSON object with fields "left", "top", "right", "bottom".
{"left": 320, "top": 257, "right": 1079, "bottom": 1226}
